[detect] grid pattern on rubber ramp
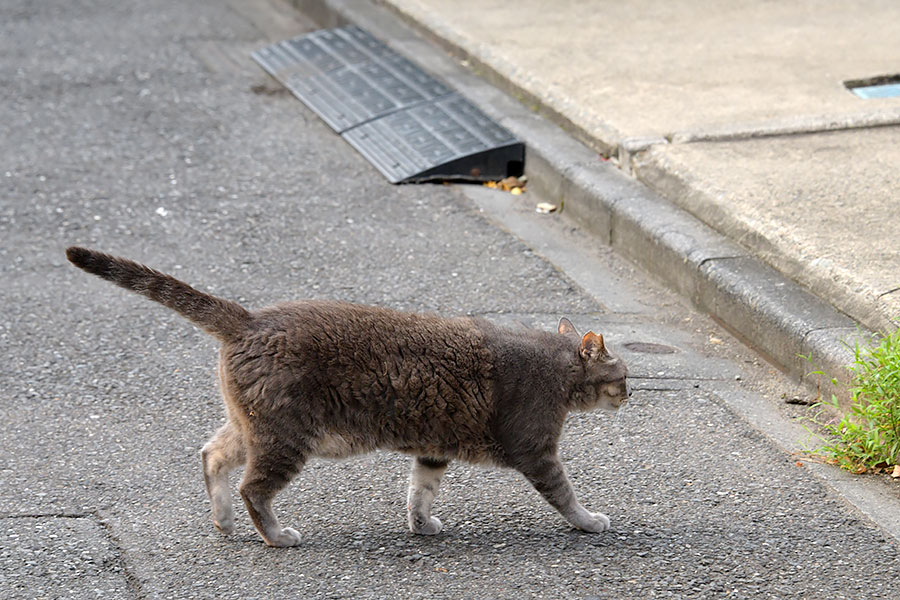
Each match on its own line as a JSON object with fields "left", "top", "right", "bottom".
{"left": 253, "top": 25, "right": 523, "bottom": 183}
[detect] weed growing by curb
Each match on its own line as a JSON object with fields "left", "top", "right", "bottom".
{"left": 804, "top": 327, "right": 900, "bottom": 474}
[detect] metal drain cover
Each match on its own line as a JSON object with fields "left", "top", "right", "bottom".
{"left": 253, "top": 26, "right": 524, "bottom": 183}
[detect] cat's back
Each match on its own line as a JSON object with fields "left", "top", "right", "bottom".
{"left": 228, "top": 301, "right": 495, "bottom": 437}
{"left": 247, "top": 300, "right": 489, "bottom": 364}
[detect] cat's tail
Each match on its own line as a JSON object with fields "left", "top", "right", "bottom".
{"left": 66, "top": 247, "right": 251, "bottom": 343}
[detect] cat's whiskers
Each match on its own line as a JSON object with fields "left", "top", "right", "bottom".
{"left": 612, "top": 390, "right": 639, "bottom": 428}
{"left": 607, "top": 395, "right": 633, "bottom": 447}
{"left": 612, "top": 402, "right": 625, "bottom": 428}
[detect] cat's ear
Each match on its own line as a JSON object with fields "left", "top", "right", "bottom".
{"left": 558, "top": 317, "right": 578, "bottom": 336}
{"left": 580, "top": 331, "right": 608, "bottom": 360}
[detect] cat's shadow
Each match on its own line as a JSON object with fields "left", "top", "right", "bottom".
{"left": 270, "top": 522, "right": 632, "bottom": 558}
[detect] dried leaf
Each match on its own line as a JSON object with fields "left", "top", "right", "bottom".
{"left": 484, "top": 178, "right": 526, "bottom": 194}
{"left": 499, "top": 176, "right": 522, "bottom": 191}
{"left": 892, "top": 465, "right": 900, "bottom": 478}
{"left": 535, "top": 202, "right": 557, "bottom": 214}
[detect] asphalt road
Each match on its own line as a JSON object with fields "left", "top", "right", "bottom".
{"left": 2, "top": 0, "right": 898, "bottom": 598}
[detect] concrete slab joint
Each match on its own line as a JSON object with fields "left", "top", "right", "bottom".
{"left": 617, "top": 136, "right": 668, "bottom": 174}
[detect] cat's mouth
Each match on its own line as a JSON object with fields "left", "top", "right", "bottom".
{"left": 602, "top": 381, "right": 631, "bottom": 409}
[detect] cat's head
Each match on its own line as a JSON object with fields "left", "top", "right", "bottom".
{"left": 558, "top": 318, "right": 630, "bottom": 411}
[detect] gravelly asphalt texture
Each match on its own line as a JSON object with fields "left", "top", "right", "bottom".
{"left": 2, "top": 0, "right": 898, "bottom": 598}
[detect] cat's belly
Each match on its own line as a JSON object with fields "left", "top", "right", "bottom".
{"left": 310, "top": 433, "right": 375, "bottom": 459}
{"left": 310, "top": 431, "right": 498, "bottom": 465}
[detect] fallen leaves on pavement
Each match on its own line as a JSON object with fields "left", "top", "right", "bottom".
{"left": 484, "top": 175, "right": 526, "bottom": 194}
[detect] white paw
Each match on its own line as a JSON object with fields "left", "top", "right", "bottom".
{"left": 213, "top": 517, "right": 235, "bottom": 535}
{"left": 266, "top": 527, "right": 302, "bottom": 547}
{"left": 410, "top": 515, "right": 443, "bottom": 535}
{"left": 579, "top": 512, "right": 610, "bottom": 533}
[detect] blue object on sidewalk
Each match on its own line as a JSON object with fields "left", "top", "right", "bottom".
{"left": 849, "top": 83, "right": 900, "bottom": 99}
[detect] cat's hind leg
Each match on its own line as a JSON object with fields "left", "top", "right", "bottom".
{"left": 407, "top": 457, "right": 449, "bottom": 535}
{"left": 201, "top": 422, "right": 246, "bottom": 535}
{"left": 239, "top": 444, "right": 306, "bottom": 547}
{"left": 518, "top": 454, "right": 610, "bottom": 533}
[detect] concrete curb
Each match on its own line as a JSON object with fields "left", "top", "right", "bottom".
{"left": 287, "top": 0, "right": 875, "bottom": 406}
{"left": 630, "top": 145, "right": 899, "bottom": 336}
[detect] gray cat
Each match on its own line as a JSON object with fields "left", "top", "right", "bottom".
{"left": 66, "top": 247, "right": 630, "bottom": 547}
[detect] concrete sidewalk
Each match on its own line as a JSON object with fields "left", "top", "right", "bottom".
{"left": 330, "top": 0, "right": 900, "bottom": 391}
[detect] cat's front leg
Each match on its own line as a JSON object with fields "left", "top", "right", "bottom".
{"left": 518, "top": 454, "right": 610, "bottom": 533}
{"left": 407, "top": 457, "right": 449, "bottom": 535}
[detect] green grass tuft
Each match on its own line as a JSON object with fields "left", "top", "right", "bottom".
{"left": 805, "top": 327, "right": 900, "bottom": 473}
